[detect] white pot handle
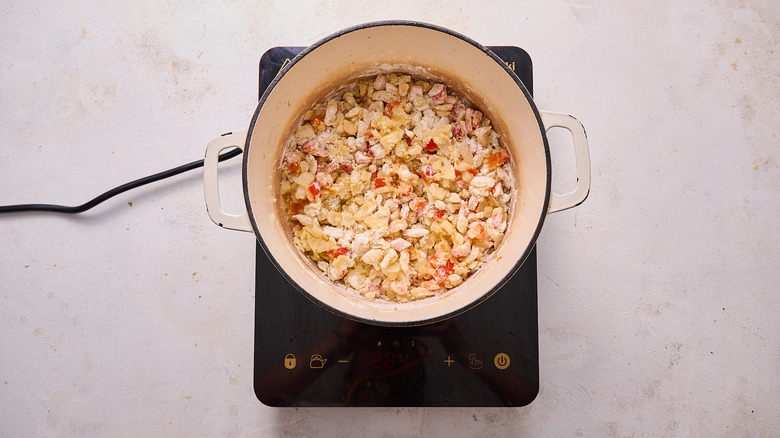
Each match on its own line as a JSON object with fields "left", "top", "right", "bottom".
{"left": 203, "top": 129, "right": 253, "bottom": 232}
{"left": 539, "top": 111, "right": 591, "bottom": 213}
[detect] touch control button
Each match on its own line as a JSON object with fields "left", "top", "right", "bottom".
{"left": 284, "top": 354, "right": 296, "bottom": 370}
{"left": 494, "top": 353, "right": 510, "bottom": 370}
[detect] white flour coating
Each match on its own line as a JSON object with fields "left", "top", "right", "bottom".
{"left": 280, "top": 73, "right": 514, "bottom": 302}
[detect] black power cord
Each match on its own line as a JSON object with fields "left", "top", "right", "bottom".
{"left": 0, "top": 147, "right": 242, "bottom": 214}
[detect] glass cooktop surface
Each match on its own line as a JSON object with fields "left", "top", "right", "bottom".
{"left": 253, "top": 46, "right": 538, "bottom": 407}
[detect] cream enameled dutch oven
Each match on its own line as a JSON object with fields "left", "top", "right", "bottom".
{"left": 204, "top": 21, "right": 590, "bottom": 327}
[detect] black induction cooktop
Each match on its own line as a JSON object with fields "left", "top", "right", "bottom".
{"left": 253, "top": 46, "right": 538, "bottom": 407}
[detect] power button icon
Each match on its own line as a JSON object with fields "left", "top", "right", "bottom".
{"left": 494, "top": 353, "right": 510, "bottom": 370}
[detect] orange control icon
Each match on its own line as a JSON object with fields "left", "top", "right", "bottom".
{"left": 284, "top": 354, "right": 296, "bottom": 369}
{"left": 494, "top": 353, "right": 510, "bottom": 370}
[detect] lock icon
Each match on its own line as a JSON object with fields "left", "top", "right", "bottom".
{"left": 284, "top": 354, "right": 296, "bottom": 370}
{"left": 309, "top": 354, "right": 327, "bottom": 369}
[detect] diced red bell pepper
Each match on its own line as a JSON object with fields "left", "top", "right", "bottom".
{"left": 328, "top": 246, "right": 349, "bottom": 259}
{"left": 385, "top": 100, "right": 402, "bottom": 117}
{"left": 487, "top": 149, "right": 511, "bottom": 169}
{"left": 307, "top": 182, "right": 321, "bottom": 202}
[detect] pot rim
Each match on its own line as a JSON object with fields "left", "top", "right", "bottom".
{"left": 242, "top": 20, "right": 552, "bottom": 327}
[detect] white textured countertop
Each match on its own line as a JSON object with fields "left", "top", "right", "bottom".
{"left": 1, "top": 1, "right": 778, "bottom": 436}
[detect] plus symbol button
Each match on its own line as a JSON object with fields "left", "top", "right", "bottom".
{"left": 444, "top": 355, "right": 455, "bottom": 367}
